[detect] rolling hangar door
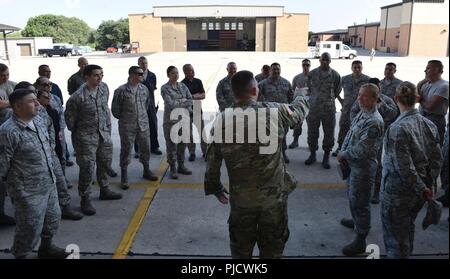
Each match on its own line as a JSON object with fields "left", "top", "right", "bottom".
{"left": 186, "top": 18, "right": 256, "bottom": 51}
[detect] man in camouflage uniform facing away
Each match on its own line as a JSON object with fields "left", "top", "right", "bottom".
{"left": 205, "top": 70, "right": 309, "bottom": 259}
{"left": 333, "top": 60, "right": 370, "bottom": 156}
{"left": 258, "top": 63, "right": 294, "bottom": 163}
{"left": 382, "top": 81, "right": 442, "bottom": 258}
{"left": 216, "top": 62, "right": 237, "bottom": 112}
{"left": 337, "top": 83, "right": 384, "bottom": 256}
{"left": 0, "top": 89, "right": 70, "bottom": 259}
{"left": 305, "top": 52, "right": 342, "bottom": 169}
{"left": 289, "top": 59, "right": 311, "bottom": 149}
{"left": 65, "top": 65, "right": 122, "bottom": 216}
{"left": 112, "top": 66, "right": 158, "bottom": 190}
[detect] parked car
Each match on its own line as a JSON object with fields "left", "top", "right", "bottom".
{"left": 314, "top": 41, "right": 357, "bottom": 59}
{"left": 38, "top": 45, "right": 74, "bottom": 57}
{"left": 106, "top": 47, "right": 118, "bottom": 53}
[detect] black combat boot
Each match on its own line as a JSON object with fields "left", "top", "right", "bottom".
{"left": 331, "top": 147, "right": 340, "bottom": 157}
{"left": 0, "top": 213, "right": 15, "bottom": 227}
{"left": 177, "top": 162, "right": 192, "bottom": 175}
{"left": 38, "top": 238, "right": 71, "bottom": 259}
{"left": 169, "top": 163, "right": 178, "bottom": 179}
{"left": 288, "top": 136, "right": 299, "bottom": 149}
{"left": 188, "top": 153, "right": 196, "bottom": 162}
{"left": 342, "top": 234, "right": 367, "bottom": 257}
{"left": 142, "top": 162, "right": 158, "bottom": 181}
{"left": 322, "top": 151, "right": 331, "bottom": 169}
{"left": 340, "top": 218, "right": 355, "bottom": 229}
{"left": 107, "top": 168, "right": 118, "bottom": 178}
{"left": 121, "top": 168, "right": 129, "bottom": 190}
{"left": 99, "top": 187, "right": 122, "bottom": 200}
{"left": 305, "top": 151, "right": 316, "bottom": 165}
{"left": 80, "top": 196, "right": 96, "bottom": 216}
{"left": 61, "top": 204, "right": 83, "bottom": 221}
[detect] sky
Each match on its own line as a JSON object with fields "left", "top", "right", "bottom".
{"left": 0, "top": 0, "right": 396, "bottom": 32}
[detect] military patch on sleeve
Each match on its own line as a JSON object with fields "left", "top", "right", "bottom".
{"left": 368, "top": 127, "right": 380, "bottom": 139}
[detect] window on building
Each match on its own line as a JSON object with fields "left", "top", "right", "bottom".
{"left": 224, "top": 22, "right": 230, "bottom": 30}
{"left": 238, "top": 22, "right": 244, "bottom": 30}
{"left": 231, "top": 22, "right": 237, "bottom": 30}
{"left": 381, "top": 40, "right": 384, "bottom": 47}
{"left": 202, "top": 22, "right": 207, "bottom": 30}
{"left": 215, "top": 22, "right": 221, "bottom": 30}
{"left": 359, "top": 38, "right": 362, "bottom": 44}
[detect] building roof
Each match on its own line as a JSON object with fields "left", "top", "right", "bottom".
{"left": 348, "top": 22, "right": 380, "bottom": 28}
{"left": 152, "top": 5, "right": 285, "bottom": 18}
{"left": 381, "top": 2, "right": 403, "bottom": 9}
{"left": 0, "top": 23, "right": 20, "bottom": 32}
{"left": 314, "top": 29, "right": 348, "bottom": 35}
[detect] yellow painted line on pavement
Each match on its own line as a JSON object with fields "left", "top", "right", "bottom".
{"left": 113, "top": 157, "right": 168, "bottom": 259}
{"left": 157, "top": 183, "right": 346, "bottom": 190}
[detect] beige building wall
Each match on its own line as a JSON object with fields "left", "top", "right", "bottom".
{"left": 162, "top": 18, "right": 187, "bottom": 52}
{"left": 364, "top": 26, "right": 378, "bottom": 49}
{"left": 408, "top": 24, "right": 449, "bottom": 56}
{"left": 275, "top": 13, "right": 309, "bottom": 52}
{"left": 128, "top": 14, "right": 162, "bottom": 53}
{"left": 255, "top": 17, "right": 276, "bottom": 52}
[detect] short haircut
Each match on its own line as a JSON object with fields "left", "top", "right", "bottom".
{"left": 428, "top": 60, "right": 444, "bottom": 72}
{"left": 83, "top": 64, "right": 102, "bottom": 77}
{"left": 38, "top": 64, "right": 50, "bottom": 71}
{"left": 34, "top": 76, "right": 48, "bottom": 86}
{"left": 395, "top": 81, "right": 417, "bottom": 107}
{"left": 271, "top": 62, "right": 280, "bottom": 68}
{"left": 0, "top": 63, "right": 8, "bottom": 73}
{"left": 352, "top": 60, "right": 363, "bottom": 66}
{"left": 138, "top": 56, "right": 147, "bottom": 62}
{"left": 166, "top": 65, "right": 177, "bottom": 76}
{"left": 386, "top": 62, "right": 397, "bottom": 69}
{"left": 231, "top": 70, "right": 254, "bottom": 99}
{"left": 183, "top": 64, "right": 193, "bottom": 72}
{"left": 14, "top": 81, "right": 33, "bottom": 90}
{"left": 360, "top": 83, "right": 379, "bottom": 99}
{"left": 302, "top": 59, "right": 311, "bottom": 64}
{"left": 368, "top": 78, "right": 381, "bottom": 89}
{"left": 128, "top": 66, "right": 141, "bottom": 76}
{"left": 320, "top": 52, "right": 331, "bottom": 60}
{"left": 36, "top": 90, "right": 49, "bottom": 98}
{"left": 227, "top": 62, "right": 236, "bottom": 68}
{"left": 262, "top": 65, "right": 270, "bottom": 70}
{"left": 9, "top": 89, "right": 35, "bottom": 106}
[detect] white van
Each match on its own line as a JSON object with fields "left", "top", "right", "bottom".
{"left": 315, "top": 41, "right": 357, "bottom": 59}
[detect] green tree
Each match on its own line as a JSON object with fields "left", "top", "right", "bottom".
{"left": 95, "top": 18, "right": 129, "bottom": 50}
{"left": 22, "top": 14, "right": 93, "bottom": 44}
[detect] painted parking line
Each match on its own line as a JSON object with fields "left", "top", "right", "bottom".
{"left": 112, "top": 156, "right": 168, "bottom": 259}
{"left": 156, "top": 183, "right": 347, "bottom": 190}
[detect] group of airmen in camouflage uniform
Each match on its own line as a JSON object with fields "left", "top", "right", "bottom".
{"left": 0, "top": 51, "right": 448, "bottom": 259}
{"left": 208, "top": 53, "right": 448, "bottom": 259}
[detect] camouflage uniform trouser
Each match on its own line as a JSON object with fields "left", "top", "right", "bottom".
{"left": 347, "top": 162, "right": 377, "bottom": 236}
{"left": 53, "top": 154, "right": 71, "bottom": 207}
{"left": 306, "top": 109, "right": 336, "bottom": 152}
{"left": 73, "top": 134, "right": 113, "bottom": 197}
{"left": 228, "top": 202, "right": 289, "bottom": 259}
{"left": 373, "top": 146, "right": 383, "bottom": 198}
{"left": 163, "top": 122, "right": 186, "bottom": 164}
{"left": 120, "top": 126, "right": 150, "bottom": 168}
{"left": 441, "top": 127, "right": 449, "bottom": 193}
{"left": 188, "top": 112, "right": 207, "bottom": 156}
{"left": 8, "top": 179, "right": 61, "bottom": 258}
{"left": 0, "top": 181, "right": 6, "bottom": 214}
{"left": 337, "top": 111, "right": 351, "bottom": 150}
{"left": 381, "top": 193, "right": 424, "bottom": 259}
